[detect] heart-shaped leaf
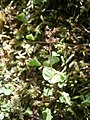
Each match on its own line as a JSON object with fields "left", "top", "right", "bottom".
{"left": 42, "top": 108, "right": 52, "bottom": 120}
{"left": 43, "top": 56, "right": 59, "bottom": 66}
{"left": 42, "top": 67, "right": 66, "bottom": 84}
{"left": 59, "top": 91, "right": 71, "bottom": 105}
{"left": 17, "top": 13, "right": 27, "bottom": 23}
{"left": 42, "top": 67, "right": 56, "bottom": 81}
{"left": 26, "top": 34, "right": 35, "bottom": 40}
{"left": 52, "top": 51, "right": 60, "bottom": 56}
{"left": 29, "top": 57, "right": 41, "bottom": 67}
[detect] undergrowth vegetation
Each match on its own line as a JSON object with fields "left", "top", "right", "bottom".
{"left": 0, "top": 0, "right": 90, "bottom": 120}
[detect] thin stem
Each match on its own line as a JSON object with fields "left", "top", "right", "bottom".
{"left": 49, "top": 42, "right": 52, "bottom": 77}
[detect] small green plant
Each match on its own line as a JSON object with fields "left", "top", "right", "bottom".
{"left": 0, "top": 0, "right": 89, "bottom": 120}
{"left": 42, "top": 108, "right": 52, "bottom": 120}
{"left": 29, "top": 57, "right": 41, "bottom": 66}
{"left": 42, "top": 67, "right": 66, "bottom": 84}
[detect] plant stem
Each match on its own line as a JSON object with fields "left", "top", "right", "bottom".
{"left": 49, "top": 42, "right": 52, "bottom": 77}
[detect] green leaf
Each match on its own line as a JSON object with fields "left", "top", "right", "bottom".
{"left": 0, "top": 113, "right": 4, "bottom": 120}
{"left": 52, "top": 56, "right": 59, "bottom": 65}
{"left": 26, "top": 34, "right": 35, "bottom": 40}
{"left": 59, "top": 91, "right": 71, "bottom": 105}
{"left": 0, "top": 89, "right": 3, "bottom": 94}
{"left": 43, "top": 88, "right": 53, "bottom": 96}
{"left": 58, "top": 82, "right": 66, "bottom": 88}
{"left": 42, "top": 67, "right": 66, "bottom": 84}
{"left": 1, "top": 100, "right": 11, "bottom": 112}
{"left": 29, "top": 57, "right": 41, "bottom": 67}
{"left": 48, "top": 72, "right": 62, "bottom": 84}
{"left": 1, "top": 87, "right": 12, "bottom": 96}
{"left": 42, "top": 108, "right": 52, "bottom": 120}
{"left": 24, "top": 107, "right": 33, "bottom": 115}
{"left": 17, "top": 13, "right": 26, "bottom": 23}
{"left": 4, "top": 89, "right": 12, "bottom": 96}
{"left": 43, "top": 56, "right": 59, "bottom": 66}
{"left": 42, "top": 67, "right": 56, "bottom": 81}
{"left": 82, "top": 100, "right": 90, "bottom": 106}
{"left": 81, "top": 93, "right": 90, "bottom": 106}
{"left": 43, "top": 60, "right": 50, "bottom": 66}
{"left": 52, "top": 51, "right": 60, "bottom": 56}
